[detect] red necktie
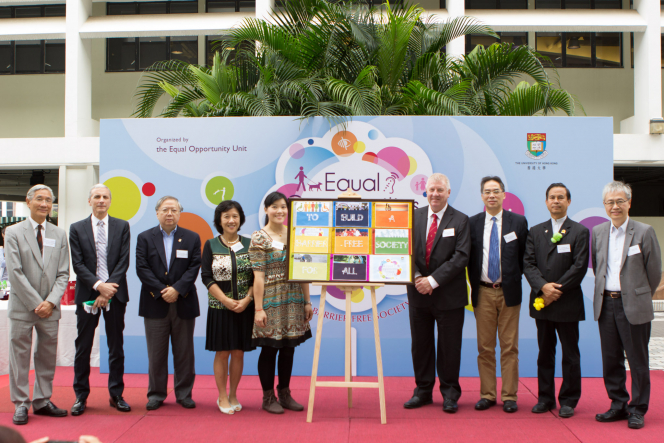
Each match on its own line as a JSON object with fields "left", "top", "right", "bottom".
{"left": 426, "top": 214, "right": 438, "bottom": 267}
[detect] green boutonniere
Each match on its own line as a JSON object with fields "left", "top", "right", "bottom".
{"left": 551, "top": 231, "right": 564, "bottom": 243}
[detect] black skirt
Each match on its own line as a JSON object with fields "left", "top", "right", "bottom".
{"left": 205, "top": 305, "right": 256, "bottom": 352}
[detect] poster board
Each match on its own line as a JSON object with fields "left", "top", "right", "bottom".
{"left": 287, "top": 198, "right": 414, "bottom": 284}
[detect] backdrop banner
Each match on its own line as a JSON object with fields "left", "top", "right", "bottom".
{"left": 99, "top": 116, "right": 613, "bottom": 377}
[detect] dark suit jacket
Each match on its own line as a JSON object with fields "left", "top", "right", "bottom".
{"left": 524, "top": 217, "right": 589, "bottom": 322}
{"left": 468, "top": 210, "right": 528, "bottom": 308}
{"left": 407, "top": 205, "right": 471, "bottom": 311}
{"left": 69, "top": 215, "right": 131, "bottom": 309}
{"left": 136, "top": 225, "right": 201, "bottom": 319}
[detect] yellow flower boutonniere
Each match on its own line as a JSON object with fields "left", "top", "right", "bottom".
{"left": 534, "top": 297, "right": 545, "bottom": 311}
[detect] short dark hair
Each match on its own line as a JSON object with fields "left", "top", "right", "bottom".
{"left": 480, "top": 176, "right": 505, "bottom": 193}
{"left": 0, "top": 426, "right": 27, "bottom": 443}
{"left": 263, "top": 191, "right": 288, "bottom": 226}
{"left": 546, "top": 183, "right": 571, "bottom": 200}
{"left": 213, "top": 200, "right": 246, "bottom": 235}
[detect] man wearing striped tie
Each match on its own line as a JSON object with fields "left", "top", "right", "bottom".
{"left": 404, "top": 173, "right": 471, "bottom": 413}
{"left": 69, "top": 184, "right": 132, "bottom": 416}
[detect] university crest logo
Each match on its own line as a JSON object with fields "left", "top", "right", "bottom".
{"left": 526, "top": 133, "right": 547, "bottom": 159}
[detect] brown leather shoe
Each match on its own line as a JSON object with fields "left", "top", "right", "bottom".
{"left": 262, "top": 389, "right": 284, "bottom": 414}
{"left": 278, "top": 387, "right": 304, "bottom": 411}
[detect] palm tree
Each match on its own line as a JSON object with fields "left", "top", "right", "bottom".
{"left": 132, "top": 0, "right": 578, "bottom": 119}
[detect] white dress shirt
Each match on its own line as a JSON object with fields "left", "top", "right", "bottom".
{"left": 605, "top": 217, "right": 629, "bottom": 292}
{"left": 551, "top": 215, "right": 567, "bottom": 233}
{"left": 415, "top": 204, "right": 448, "bottom": 289}
{"left": 28, "top": 216, "right": 47, "bottom": 260}
{"left": 481, "top": 211, "right": 502, "bottom": 283}
{"left": 92, "top": 214, "right": 109, "bottom": 290}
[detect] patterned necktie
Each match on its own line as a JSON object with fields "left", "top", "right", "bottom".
{"left": 426, "top": 213, "right": 438, "bottom": 267}
{"left": 36, "top": 225, "right": 43, "bottom": 256}
{"left": 96, "top": 220, "right": 109, "bottom": 283}
{"left": 488, "top": 216, "right": 500, "bottom": 283}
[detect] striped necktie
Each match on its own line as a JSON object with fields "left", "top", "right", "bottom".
{"left": 488, "top": 216, "right": 500, "bottom": 282}
{"left": 425, "top": 213, "right": 438, "bottom": 267}
{"left": 96, "top": 220, "right": 109, "bottom": 283}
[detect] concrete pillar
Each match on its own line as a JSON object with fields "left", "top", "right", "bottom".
{"left": 631, "top": 0, "right": 662, "bottom": 134}
{"left": 198, "top": 0, "right": 206, "bottom": 65}
{"left": 65, "top": 0, "right": 96, "bottom": 137}
{"left": 446, "top": 0, "right": 465, "bottom": 57}
{"left": 256, "top": 0, "right": 275, "bottom": 21}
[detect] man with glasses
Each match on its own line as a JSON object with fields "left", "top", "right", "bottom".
{"left": 592, "top": 181, "right": 661, "bottom": 429}
{"left": 524, "top": 183, "right": 589, "bottom": 419}
{"left": 136, "top": 196, "right": 202, "bottom": 411}
{"left": 468, "top": 177, "right": 528, "bottom": 413}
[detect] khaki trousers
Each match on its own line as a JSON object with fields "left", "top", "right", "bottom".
{"left": 475, "top": 286, "right": 520, "bottom": 402}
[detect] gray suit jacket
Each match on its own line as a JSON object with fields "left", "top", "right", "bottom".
{"left": 592, "top": 218, "right": 662, "bottom": 325}
{"left": 5, "top": 219, "right": 70, "bottom": 322}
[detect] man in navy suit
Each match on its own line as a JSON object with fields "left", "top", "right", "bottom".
{"left": 468, "top": 177, "right": 528, "bottom": 413}
{"left": 404, "top": 173, "right": 471, "bottom": 413}
{"left": 524, "top": 183, "right": 589, "bottom": 419}
{"left": 136, "top": 196, "right": 201, "bottom": 411}
{"left": 70, "top": 184, "right": 131, "bottom": 416}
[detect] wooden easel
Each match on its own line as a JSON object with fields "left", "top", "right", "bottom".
{"left": 306, "top": 282, "right": 387, "bottom": 424}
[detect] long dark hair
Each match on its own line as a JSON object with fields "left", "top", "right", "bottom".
{"left": 263, "top": 192, "right": 288, "bottom": 226}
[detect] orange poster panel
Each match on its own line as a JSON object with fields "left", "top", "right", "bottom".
{"left": 374, "top": 202, "right": 410, "bottom": 228}
{"left": 333, "top": 228, "right": 371, "bottom": 254}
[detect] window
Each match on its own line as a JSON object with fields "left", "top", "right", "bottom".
{"left": 536, "top": 32, "right": 622, "bottom": 68}
{"left": 106, "top": 1, "right": 198, "bottom": 72}
{"left": 535, "top": 0, "right": 621, "bottom": 7}
{"left": 207, "top": 0, "right": 256, "bottom": 12}
{"left": 465, "top": 0, "right": 527, "bottom": 8}
{"left": 466, "top": 32, "right": 528, "bottom": 54}
{"left": 6, "top": 203, "right": 13, "bottom": 218}
{"left": 206, "top": 36, "right": 255, "bottom": 67}
{"left": 0, "top": 5, "right": 66, "bottom": 75}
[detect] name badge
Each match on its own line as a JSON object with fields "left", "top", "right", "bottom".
{"left": 231, "top": 242, "right": 243, "bottom": 253}
{"left": 557, "top": 244, "right": 571, "bottom": 253}
{"left": 272, "top": 240, "right": 285, "bottom": 250}
{"left": 628, "top": 245, "right": 641, "bottom": 256}
{"left": 442, "top": 228, "right": 455, "bottom": 237}
{"left": 176, "top": 250, "right": 188, "bottom": 259}
{"left": 43, "top": 238, "right": 56, "bottom": 248}
{"left": 503, "top": 231, "right": 517, "bottom": 243}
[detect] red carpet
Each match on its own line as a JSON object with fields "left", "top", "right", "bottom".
{"left": 1, "top": 367, "right": 663, "bottom": 442}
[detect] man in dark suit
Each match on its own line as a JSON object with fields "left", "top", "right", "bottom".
{"left": 136, "top": 196, "right": 201, "bottom": 410}
{"left": 468, "top": 176, "right": 528, "bottom": 413}
{"left": 404, "top": 173, "right": 471, "bottom": 413}
{"left": 592, "top": 181, "right": 661, "bottom": 429}
{"left": 70, "top": 184, "right": 131, "bottom": 416}
{"left": 524, "top": 183, "right": 589, "bottom": 418}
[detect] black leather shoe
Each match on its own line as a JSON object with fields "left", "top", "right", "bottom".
{"left": 403, "top": 395, "right": 433, "bottom": 409}
{"left": 146, "top": 399, "right": 163, "bottom": 411}
{"left": 475, "top": 398, "right": 496, "bottom": 410}
{"left": 442, "top": 399, "right": 458, "bottom": 413}
{"left": 503, "top": 400, "right": 518, "bottom": 413}
{"left": 559, "top": 405, "right": 575, "bottom": 418}
{"left": 628, "top": 413, "right": 645, "bottom": 429}
{"left": 71, "top": 398, "right": 87, "bottom": 416}
{"left": 13, "top": 406, "right": 28, "bottom": 425}
{"left": 531, "top": 402, "right": 554, "bottom": 414}
{"left": 595, "top": 408, "right": 629, "bottom": 422}
{"left": 110, "top": 396, "right": 131, "bottom": 412}
{"left": 33, "top": 401, "right": 68, "bottom": 417}
{"left": 176, "top": 398, "right": 196, "bottom": 409}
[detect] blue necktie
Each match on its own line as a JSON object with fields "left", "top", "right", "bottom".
{"left": 488, "top": 216, "right": 500, "bottom": 283}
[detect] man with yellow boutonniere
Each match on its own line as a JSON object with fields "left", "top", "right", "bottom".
{"left": 524, "top": 183, "right": 589, "bottom": 419}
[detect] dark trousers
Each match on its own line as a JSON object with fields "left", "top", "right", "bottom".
{"left": 257, "top": 346, "right": 295, "bottom": 391}
{"left": 74, "top": 300, "right": 126, "bottom": 400}
{"left": 144, "top": 302, "right": 196, "bottom": 402}
{"left": 535, "top": 319, "right": 581, "bottom": 407}
{"left": 409, "top": 305, "right": 465, "bottom": 401}
{"left": 598, "top": 296, "right": 651, "bottom": 415}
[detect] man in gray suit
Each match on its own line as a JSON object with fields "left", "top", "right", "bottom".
{"left": 5, "top": 185, "right": 70, "bottom": 425}
{"left": 592, "top": 180, "right": 662, "bottom": 430}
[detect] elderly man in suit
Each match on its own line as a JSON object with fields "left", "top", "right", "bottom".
{"left": 5, "top": 185, "right": 70, "bottom": 425}
{"left": 404, "top": 173, "right": 471, "bottom": 413}
{"left": 468, "top": 176, "right": 528, "bottom": 413}
{"left": 69, "top": 184, "right": 132, "bottom": 416}
{"left": 592, "top": 181, "right": 661, "bottom": 430}
{"left": 136, "top": 196, "right": 201, "bottom": 410}
{"left": 524, "top": 183, "right": 589, "bottom": 419}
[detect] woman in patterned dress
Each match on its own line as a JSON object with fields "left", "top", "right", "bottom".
{"left": 250, "top": 192, "right": 313, "bottom": 414}
{"left": 202, "top": 200, "right": 255, "bottom": 415}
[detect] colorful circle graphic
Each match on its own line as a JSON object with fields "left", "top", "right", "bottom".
{"left": 410, "top": 174, "right": 428, "bottom": 194}
{"left": 178, "top": 212, "right": 214, "bottom": 254}
{"left": 142, "top": 182, "right": 156, "bottom": 197}
{"left": 205, "top": 176, "right": 235, "bottom": 205}
{"left": 368, "top": 129, "right": 379, "bottom": 140}
{"left": 353, "top": 141, "right": 366, "bottom": 154}
{"left": 289, "top": 143, "right": 305, "bottom": 159}
{"left": 331, "top": 131, "right": 357, "bottom": 157}
{"left": 105, "top": 176, "right": 141, "bottom": 221}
